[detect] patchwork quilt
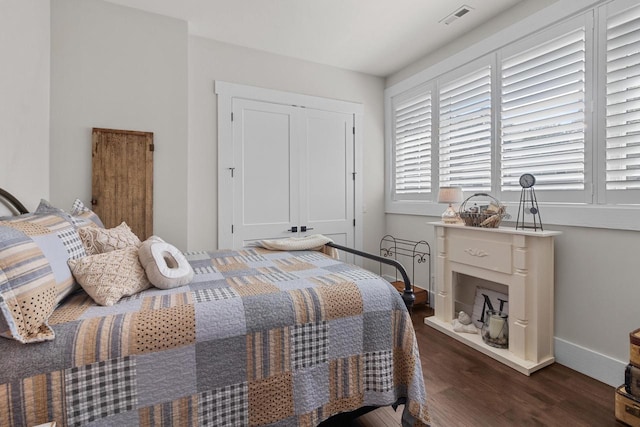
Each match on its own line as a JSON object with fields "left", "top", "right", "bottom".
{"left": 0, "top": 248, "right": 430, "bottom": 426}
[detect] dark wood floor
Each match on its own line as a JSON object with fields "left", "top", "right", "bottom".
{"left": 332, "top": 305, "right": 625, "bottom": 427}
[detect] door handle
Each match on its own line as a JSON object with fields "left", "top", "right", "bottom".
{"left": 301, "top": 226, "right": 314, "bottom": 232}
{"left": 287, "top": 226, "right": 298, "bottom": 232}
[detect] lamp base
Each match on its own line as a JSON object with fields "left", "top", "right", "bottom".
{"left": 441, "top": 205, "right": 461, "bottom": 224}
{"left": 442, "top": 217, "right": 461, "bottom": 224}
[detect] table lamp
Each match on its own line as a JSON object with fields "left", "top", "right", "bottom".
{"left": 437, "top": 186, "right": 463, "bottom": 223}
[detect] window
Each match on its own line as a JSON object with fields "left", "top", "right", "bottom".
{"left": 386, "top": 0, "right": 640, "bottom": 228}
{"left": 439, "top": 66, "right": 492, "bottom": 193}
{"left": 500, "top": 21, "right": 588, "bottom": 203}
{"left": 392, "top": 87, "right": 433, "bottom": 200}
{"left": 605, "top": 2, "right": 640, "bottom": 202}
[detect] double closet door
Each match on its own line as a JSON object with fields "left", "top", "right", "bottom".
{"left": 222, "top": 98, "right": 356, "bottom": 250}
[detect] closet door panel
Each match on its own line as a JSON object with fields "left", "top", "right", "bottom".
{"left": 231, "top": 99, "right": 300, "bottom": 247}
{"left": 301, "top": 108, "right": 354, "bottom": 248}
{"left": 241, "top": 108, "right": 293, "bottom": 225}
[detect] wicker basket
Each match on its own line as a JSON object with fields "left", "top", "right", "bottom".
{"left": 458, "top": 193, "right": 509, "bottom": 228}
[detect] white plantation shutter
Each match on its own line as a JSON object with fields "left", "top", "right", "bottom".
{"left": 387, "top": 1, "right": 639, "bottom": 222}
{"left": 500, "top": 26, "right": 586, "bottom": 196}
{"left": 606, "top": 3, "right": 640, "bottom": 195}
{"left": 393, "top": 89, "right": 432, "bottom": 198}
{"left": 439, "top": 66, "right": 492, "bottom": 192}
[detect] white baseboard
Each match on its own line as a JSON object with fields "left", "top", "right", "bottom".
{"left": 554, "top": 337, "right": 625, "bottom": 387}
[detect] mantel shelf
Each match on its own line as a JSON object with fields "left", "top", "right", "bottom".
{"left": 427, "top": 221, "right": 562, "bottom": 237}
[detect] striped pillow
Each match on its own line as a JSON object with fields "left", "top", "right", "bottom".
{"left": 35, "top": 198, "right": 104, "bottom": 229}
{"left": 0, "top": 213, "right": 86, "bottom": 343}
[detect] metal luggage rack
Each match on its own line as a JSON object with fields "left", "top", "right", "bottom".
{"left": 379, "top": 235, "right": 432, "bottom": 306}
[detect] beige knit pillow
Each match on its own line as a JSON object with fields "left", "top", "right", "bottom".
{"left": 68, "top": 247, "right": 150, "bottom": 306}
{"left": 79, "top": 222, "right": 141, "bottom": 255}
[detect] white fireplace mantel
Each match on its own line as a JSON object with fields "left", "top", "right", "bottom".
{"left": 425, "top": 222, "right": 561, "bottom": 375}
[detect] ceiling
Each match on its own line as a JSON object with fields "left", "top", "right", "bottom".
{"left": 103, "top": 0, "right": 528, "bottom": 77}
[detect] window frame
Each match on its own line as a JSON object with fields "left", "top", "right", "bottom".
{"left": 384, "top": 0, "right": 640, "bottom": 231}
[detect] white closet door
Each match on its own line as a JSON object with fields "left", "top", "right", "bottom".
{"left": 229, "top": 99, "right": 355, "bottom": 250}
{"left": 231, "top": 99, "right": 300, "bottom": 247}
{"left": 300, "top": 108, "right": 354, "bottom": 247}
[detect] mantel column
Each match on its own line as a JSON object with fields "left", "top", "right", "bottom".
{"left": 510, "top": 234, "right": 528, "bottom": 360}
{"left": 434, "top": 226, "right": 453, "bottom": 322}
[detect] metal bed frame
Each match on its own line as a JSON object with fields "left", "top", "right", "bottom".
{"left": 0, "top": 188, "right": 28, "bottom": 215}
{"left": 326, "top": 241, "right": 415, "bottom": 311}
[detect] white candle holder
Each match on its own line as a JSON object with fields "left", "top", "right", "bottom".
{"left": 481, "top": 310, "right": 508, "bottom": 348}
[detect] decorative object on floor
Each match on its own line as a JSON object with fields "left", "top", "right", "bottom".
{"left": 452, "top": 311, "right": 478, "bottom": 334}
{"left": 481, "top": 310, "right": 508, "bottom": 348}
{"left": 452, "top": 319, "right": 478, "bottom": 334}
{"left": 471, "top": 286, "right": 508, "bottom": 328}
{"left": 625, "top": 363, "right": 640, "bottom": 396}
{"left": 459, "top": 193, "right": 509, "bottom": 228}
{"left": 616, "top": 327, "right": 640, "bottom": 425}
{"left": 458, "top": 310, "right": 472, "bottom": 325}
{"left": 631, "top": 328, "right": 640, "bottom": 368}
{"left": 437, "top": 186, "right": 463, "bottom": 223}
{"left": 615, "top": 385, "right": 640, "bottom": 427}
{"left": 379, "top": 235, "right": 431, "bottom": 306}
{"left": 516, "top": 173, "right": 543, "bottom": 231}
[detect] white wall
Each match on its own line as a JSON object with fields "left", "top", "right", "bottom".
{"left": 50, "top": 0, "right": 189, "bottom": 249}
{"left": 385, "top": 0, "right": 635, "bottom": 386}
{"left": 188, "top": 36, "right": 385, "bottom": 259}
{"left": 0, "top": 0, "right": 50, "bottom": 209}
{"left": 386, "top": 0, "right": 558, "bottom": 86}
{"left": 386, "top": 0, "right": 558, "bottom": 87}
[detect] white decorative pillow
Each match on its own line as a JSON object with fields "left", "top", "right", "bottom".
{"left": 68, "top": 247, "right": 150, "bottom": 306}
{"left": 79, "top": 222, "right": 141, "bottom": 255}
{"left": 138, "top": 236, "right": 194, "bottom": 289}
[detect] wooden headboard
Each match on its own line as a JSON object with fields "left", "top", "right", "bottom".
{"left": 0, "top": 188, "right": 29, "bottom": 216}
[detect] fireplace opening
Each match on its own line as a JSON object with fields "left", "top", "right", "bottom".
{"left": 453, "top": 273, "right": 509, "bottom": 328}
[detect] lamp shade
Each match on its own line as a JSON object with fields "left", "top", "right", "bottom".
{"left": 437, "top": 187, "right": 463, "bottom": 204}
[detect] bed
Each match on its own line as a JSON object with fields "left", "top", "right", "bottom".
{"left": 0, "top": 189, "right": 430, "bottom": 427}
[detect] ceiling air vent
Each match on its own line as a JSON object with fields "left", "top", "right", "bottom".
{"left": 440, "top": 5, "right": 474, "bottom": 25}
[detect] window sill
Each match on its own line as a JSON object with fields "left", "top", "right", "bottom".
{"left": 386, "top": 200, "right": 640, "bottom": 232}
